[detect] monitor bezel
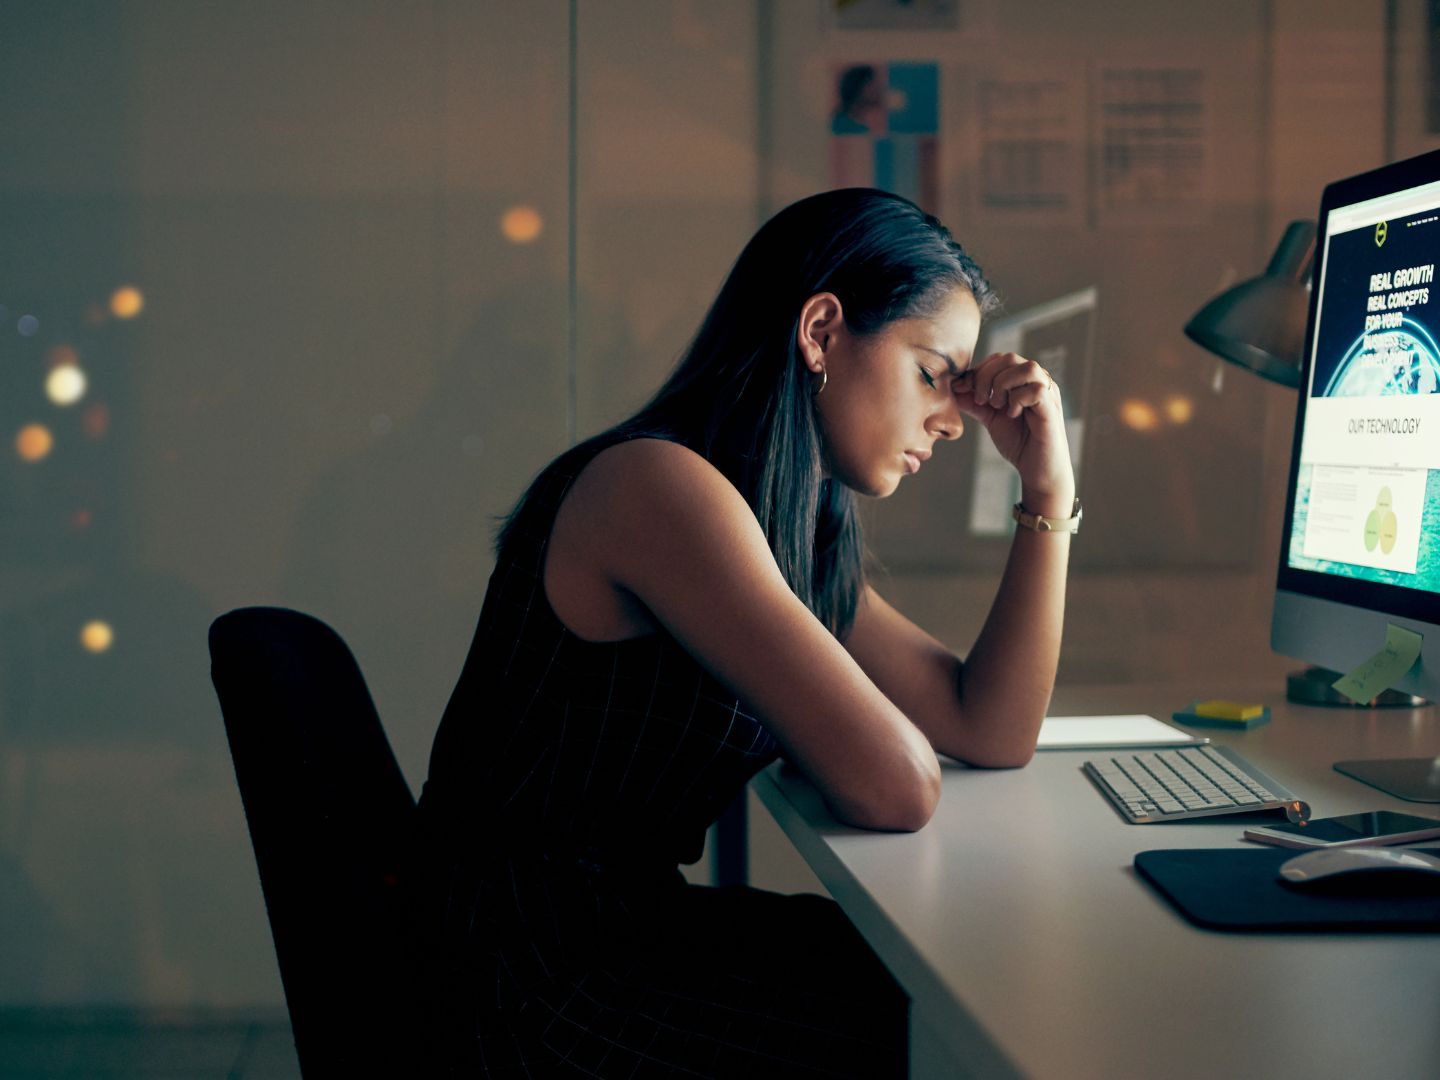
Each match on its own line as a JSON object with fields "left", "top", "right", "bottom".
{"left": 1275, "top": 147, "right": 1440, "bottom": 626}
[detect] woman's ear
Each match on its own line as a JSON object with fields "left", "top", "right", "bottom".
{"left": 796, "top": 292, "right": 845, "bottom": 373}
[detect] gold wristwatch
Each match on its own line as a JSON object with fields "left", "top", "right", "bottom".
{"left": 1012, "top": 498, "right": 1082, "bottom": 533}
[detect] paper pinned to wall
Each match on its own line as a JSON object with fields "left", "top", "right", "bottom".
{"left": 1094, "top": 66, "right": 1210, "bottom": 224}
{"left": 972, "top": 70, "right": 1085, "bottom": 228}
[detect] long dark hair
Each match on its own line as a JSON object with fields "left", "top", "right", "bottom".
{"left": 500, "top": 188, "right": 996, "bottom": 638}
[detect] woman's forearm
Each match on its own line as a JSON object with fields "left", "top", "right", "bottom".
{"left": 946, "top": 483, "right": 1073, "bottom": 766}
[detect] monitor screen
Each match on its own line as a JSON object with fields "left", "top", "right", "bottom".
{"left": 1275, "top": 150, "right": 1440, "bottom": 700}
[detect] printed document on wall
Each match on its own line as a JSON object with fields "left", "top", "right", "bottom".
{"left": 1094, "top": 66, "right": 1210, "bottom": 224}
{"left": 972, "top": 68, "right": 1085, "bottom": 228}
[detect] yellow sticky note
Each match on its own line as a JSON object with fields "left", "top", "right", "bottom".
{"left": 1194, "top": 700, "right": 1265, "bottom": 721}
{"left": 1331, "top": 624, "right": 1424, "bottom": 704}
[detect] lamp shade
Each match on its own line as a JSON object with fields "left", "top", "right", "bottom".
{"left": 1184, "top": 220, "right": 1316, "bottom": 388}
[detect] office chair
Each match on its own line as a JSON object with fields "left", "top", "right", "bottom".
{"left": 208, "top": 606, "right": 418, "bottom": 1077}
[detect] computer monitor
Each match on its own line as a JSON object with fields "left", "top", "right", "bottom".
{"left": 1274, "top": 149, "right": 1440, "bottom": 799}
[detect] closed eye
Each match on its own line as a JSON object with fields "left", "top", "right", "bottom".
{"left": 918, "top": 367, "right": 938, "bottom": 389}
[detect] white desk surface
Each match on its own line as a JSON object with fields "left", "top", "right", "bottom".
{"left": 750, "top": 682, "right": 1440, "bottom": 1080}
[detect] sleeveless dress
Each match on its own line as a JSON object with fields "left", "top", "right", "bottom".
{"left": 402, "top": 436, "right": 908, "bottom": 1077}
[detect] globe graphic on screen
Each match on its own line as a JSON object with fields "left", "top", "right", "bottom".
{"left": 1324, "top": 321, "right": 1440, "bottom": 396}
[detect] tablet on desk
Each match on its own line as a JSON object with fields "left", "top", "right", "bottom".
{"left": 1038, "top": 715, "right": 1208, "bottom": 751}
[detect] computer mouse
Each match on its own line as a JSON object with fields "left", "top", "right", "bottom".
{"left": 1279, "top": 845, "right": 1440, "bottom": 889}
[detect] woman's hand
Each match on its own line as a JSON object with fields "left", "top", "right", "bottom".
{"left": 954, "top": 352, "right": 1075, "bottom": 509}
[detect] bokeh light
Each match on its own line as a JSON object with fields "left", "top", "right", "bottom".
{"left": 47, "top": 343, "right": 79, "bottom": 368}
{"left": 17, "top": 314, "right": 39, "bottom": 336}
{"left": 46, "top": 364, "right": 88, "bottom": 406}
{"left": 82, "top": 402, "right": 111, "bottom": 439}
{"left": 500, "top": 205, "right": 544, "bottom": 244}
{"left": 16, "top": 423, "right": 54, "bottom": 462}
{"left": 110, "top": 286, "right": 144, "bottom": 319}
{"left": 71, "top": 508, "right": 93, "bottom": 531}
{"left": 80, "top": 621, "right": 114, "bottom": 653}
{"left": 1118, "top": 398, "right": 1161, "bottom": 433}
{"left": 1162, "top": 395, "right": 1194, "bottom": 425}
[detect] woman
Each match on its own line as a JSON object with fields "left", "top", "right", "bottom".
{"left": 405, "top": 189, "right": 1075, "bottom": 1076}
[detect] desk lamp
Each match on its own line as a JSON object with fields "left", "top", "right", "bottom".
{"left": 1184, "top": 221, "right": 1425, "bottom": 708}
{"left": 1185, "top": 220, "right": 1314, "bottom": 387}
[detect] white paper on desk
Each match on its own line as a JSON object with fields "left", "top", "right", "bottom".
{"left": 1036, "top": 714, "right": 1206, "bottom": 750}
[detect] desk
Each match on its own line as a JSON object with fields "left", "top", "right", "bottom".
{"left": 750, "top": 684, "right": 1440, "bottom": 1080}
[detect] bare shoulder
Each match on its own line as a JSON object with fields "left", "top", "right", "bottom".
{"left": 564, "top": 438, "right": 768, "bottom": 570}
{"left": 545, "top": 438, "right": 770, "bottom": 639}
{"left": 576, "top": 437, "right": 742, "bottom": 506}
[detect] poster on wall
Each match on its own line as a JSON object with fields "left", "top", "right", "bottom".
{"left": 830, "top": 61, "right": 940, "bottom": 213}
{"left": 972, "top": 71, "right": 1085, "bottom": 227}
{"left": 830, "top": 0, "right": 960, "bottom": 32}
{"left": 1094, "top": 66, "right": 1209, "bottom": 224}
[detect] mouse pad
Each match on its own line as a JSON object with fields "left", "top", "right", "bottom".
{"left": 1134, "top": 847, "right": 1440, "bottom": 932}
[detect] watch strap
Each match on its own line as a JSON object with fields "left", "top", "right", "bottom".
{"left": 1013, "top": 498, "right": 1082, "bottom": 533}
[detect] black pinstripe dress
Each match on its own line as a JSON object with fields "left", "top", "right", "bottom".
{"left": 404, "top": 437, "right": 908, "bottom": 1077}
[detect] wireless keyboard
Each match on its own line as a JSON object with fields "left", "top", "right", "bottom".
{"left": 1084, "top": 745, "right": 1310, "bottom": 824}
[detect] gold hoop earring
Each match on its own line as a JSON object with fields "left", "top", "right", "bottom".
{"left": 813, "top": 369, "right": 827, "bottom": 397}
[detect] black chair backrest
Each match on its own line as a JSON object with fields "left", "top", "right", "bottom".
{"left": 209, "top": 606, "right": 417, "bottom": 1077}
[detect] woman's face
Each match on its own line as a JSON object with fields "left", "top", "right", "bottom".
{"left": 804, "top": 286, "right": 981, "bottom": 498}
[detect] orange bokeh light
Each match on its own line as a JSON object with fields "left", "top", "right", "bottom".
{"left": 1118, "top": 398, "right": 1161, "bottom": 433}
{"left": 1163, "top": 395, "right": 1194, "bottom": 425}
{"left": 80, "top": 621, "right": 114, "bottom": 653}
{"left": 17, "top": 423, "right": 54, "bottom": 462}
{"left": 500, "top": 205, "right": 544, "bottom": 244}
{"left": 110, "top": 286, "right": 145, "bottom": 319}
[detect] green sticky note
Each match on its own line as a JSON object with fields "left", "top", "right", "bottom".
{"left": 1331, "top": 624, "right": 1424, "bottom": 704}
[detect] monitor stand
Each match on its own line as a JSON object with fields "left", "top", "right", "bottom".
{"left": 1334, "top": 758, "right": 1440, "bottom": 803}
{"left": 1295, "top": 667, "right": 1438, "bottom": 801}
{"left": 1286, "top": 666, "right": 1429, "bottom": 708}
